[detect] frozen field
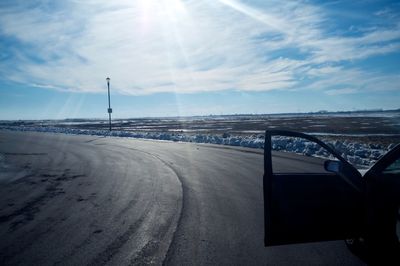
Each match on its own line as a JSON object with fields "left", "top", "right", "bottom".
{"left": 1, "top": 110, "right": 399, "bottom": 168}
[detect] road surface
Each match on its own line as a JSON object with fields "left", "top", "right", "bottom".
{"left": 0, "top": 131, "right": 364, "bottom": 265}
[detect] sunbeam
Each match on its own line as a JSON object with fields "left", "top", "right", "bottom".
{"left": 217, "top": 0, "right": 288, "bottom": 33}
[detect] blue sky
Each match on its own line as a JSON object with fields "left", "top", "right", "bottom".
{"left": 0, "top": 0, "right": 399, "bottom": 119}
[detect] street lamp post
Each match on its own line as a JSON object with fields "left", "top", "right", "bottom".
{"left": 106, "top": 77, "right": 112, "bottom": 131}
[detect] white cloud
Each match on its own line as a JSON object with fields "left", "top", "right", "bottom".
{"left": 306, "top": 67, "right": 400, "bottom": 95}
{"left": 0, "top": 0, "right": 399, "bottom": 95}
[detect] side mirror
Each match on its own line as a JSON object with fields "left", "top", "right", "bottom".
{"left": 324, "top": 160, "right": 342, "bottom": 173}
{"left": 325, "top": 160, "right": 364, "bottom": 191}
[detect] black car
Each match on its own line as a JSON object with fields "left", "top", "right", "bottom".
{"left": 263, "top": 130, "right": 400, "bottom": 264}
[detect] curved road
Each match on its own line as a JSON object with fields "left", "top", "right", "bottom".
{"left": 0, "top": 131, "right": 364, "bottom": 265}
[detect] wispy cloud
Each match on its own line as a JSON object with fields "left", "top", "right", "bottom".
{"left": 306, "top": 66, "right": 400, "bottom": 95}
{"left": 0, "top": 0, "right": 399, "bottom": 95}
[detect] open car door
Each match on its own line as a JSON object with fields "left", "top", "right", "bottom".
{"left": 263, "top": 130, "right": 365, "bottom": 246}
{"left": 362, "top": 144, "right": 400, "bottom": 257}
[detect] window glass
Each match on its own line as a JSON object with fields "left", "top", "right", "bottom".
{"left": 271, "top": 136, "right": 338, "bottom": 174}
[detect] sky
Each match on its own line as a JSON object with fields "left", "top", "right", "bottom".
{"left": 0, "top": 0, "right": 399, "bottom": 119}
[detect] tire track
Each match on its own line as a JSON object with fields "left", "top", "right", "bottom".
{"left": 75, "top": 143, "right": 183, "bottom": 265}
{"left": 101, "top": 144, "right": 186, "bottom": 265}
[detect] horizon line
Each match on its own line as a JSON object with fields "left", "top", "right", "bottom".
{"left": 1, "top": 108, "right": 399, "bottom": 122}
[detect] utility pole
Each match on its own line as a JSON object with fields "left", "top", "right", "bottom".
{"left": 106, "top": 77, "right": 112, "bottom": 131}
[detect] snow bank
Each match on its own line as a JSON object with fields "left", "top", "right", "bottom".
{"left": 0, "top": 126, "right": 394, "bottom": 168}
{"left": 270, "top": 136, "right": 389, "bottom": 167}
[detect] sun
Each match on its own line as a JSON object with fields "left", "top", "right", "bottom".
{"left": 137, "top": 0, "right": 187, "bottom": 22}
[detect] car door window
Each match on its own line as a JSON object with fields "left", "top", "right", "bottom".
{"left": 271, "top": 135, "right": 337, "bottom": 174}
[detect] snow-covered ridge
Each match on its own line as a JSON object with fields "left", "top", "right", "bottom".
{"left": 270, "top": 136, "right": 392, "bottom": 167}
{"left": 1, "top": 126, "right": 395, "bottom": 168}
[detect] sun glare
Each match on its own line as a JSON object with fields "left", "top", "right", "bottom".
{"left": 168, "top": 0, "right": 186, "bottom": 15}
{"left": 135, "top": 0, "right": 189, "bottom": 40}
{"left": 135, "top": 0, "right": 190, "bottom": 116}
{"left": 137, "top": 0, "right": 187, "bottom": 25}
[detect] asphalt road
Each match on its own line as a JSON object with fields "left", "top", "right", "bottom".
{"left": 0, "top": 131, "right": 364, "bottom": 265}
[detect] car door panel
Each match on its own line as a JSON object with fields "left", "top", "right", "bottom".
{"left": 269, "top": 173, "right": 363, "bottom": 245}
